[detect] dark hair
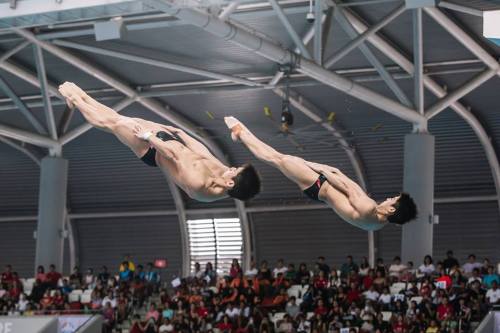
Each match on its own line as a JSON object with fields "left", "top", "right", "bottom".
{"left": 227, "top": 164, "right": 261, "bottom": 201}
{"left": 387, "top": 192, "right": 417, "bottom": 225}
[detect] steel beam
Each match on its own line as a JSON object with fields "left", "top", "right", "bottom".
{"left": 0, "top": 40, "right": 29, "bottom": 63}
{"left": 341, "top": 8, "right": 500, "bottom": 216}
{"left": 426, "top": 69, "right": 497, "bottom": 118}
{"left": 0, "top": 60, "right": 61, "bottom": 99}
{"left": 166, "top": 176, "right": 190, "bottom": 278}
{"left": 146, "top": 0, "right": 424, "bottom": 125}
{"left": 0, "top": 136, "right": 43, "bottom": 165}
{"left": 424, "top": 7, "right": 498, "bottom": 70}
{"left": 269, "top": 13, "right": 326, "bottom": 86}
{"left": 219, "top": 1, "right": 241, "bottom": 20}
{"left": 438, "top": 1, "right": 483, "bottom": 17}
{"left": 413, "top": 8, "right": 424, "bottom": 116}
{"left": 269, "top": 0, "right": 312, "bottom": 59}
{"left": 32, "top": 44, "right": 58, "bottom": 139}
{"left": 0, "top": 75, "right": 46, "bottom": 134}
{"left": 0, "top": 123, "right": 57, "bottom": 148}
{"left": 51, "top": 39, "right": 263, "bottom": 87}
{"left": 334, "top": 7, "right": 414, "bottom": 109}
{"left": 324, "top": 4, "right": 405, "bottom": 68}
{"left": 314, "top": 0, "right": 323, "bottom": 64}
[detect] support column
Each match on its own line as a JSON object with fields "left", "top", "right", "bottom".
{"left": 401, "top": 133, "right": 434, "bottom": 264}
{"left": 35, "top": 157, "right": 68, "bottom": 273}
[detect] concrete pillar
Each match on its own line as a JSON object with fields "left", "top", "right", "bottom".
{"left": 35, "top": 157, "right": 68, "bottom": 273}
{"left": 401, "top": 133, "right": 435, "bottom": 264}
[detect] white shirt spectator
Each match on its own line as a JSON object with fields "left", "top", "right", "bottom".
{"left": 225, "top": 307, "right": 240, "bottom": 318}
{"left": 244, "top": 268, "right": 258, "bottom": 278}
{"left": 159, "top": 324, "right": 175, "bottom": 333}
{"left": 379, "top": 293, "right": 392, "bottom": 304}
{"left": 462, "top": 262, "right": 482, "bottom": 275}
{"left": 363, "top": 290, "right": 380, "bottom": 302}
{"left": 486, "top": 288, "right": 500, "bottom": 303}
{"left": 273, "top": 266, "right": 288, "bottom": 278}
{"left": 102, "top": 296, "right": 117, "bottom": 308}
{"left": 468, "top": 276, "right": 482, "bottom": 285}
{"left": 389, "top": 264, "right": 407, "bottom": 278}
{"left": 418, "top": 264, "right": 435, "bottom": 275}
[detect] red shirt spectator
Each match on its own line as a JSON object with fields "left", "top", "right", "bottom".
{"left": 1, "top": 265, "right": 13, "bottom": 288}
{"left": 437, "top": 298, "right": 454, "bottom": 320}
{"left": 46, "top": 265, "right": 62, "bottom": 287}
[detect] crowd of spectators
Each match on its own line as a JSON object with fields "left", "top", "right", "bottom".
{"left": 0, "top": 250, "right": 499, "bottom": 333}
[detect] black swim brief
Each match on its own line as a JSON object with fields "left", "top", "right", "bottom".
{"left": 140, "top": 131, "right": 186, "bottom": 167}
{"left": 303, "top": 174, "right": 327, "bottom": 201}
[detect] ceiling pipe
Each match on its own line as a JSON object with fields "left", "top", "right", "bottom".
{"left": 340, "top": 8, "right": 500, "bottom": 215}
{"left": 144, "top": 0, "right": 425, "bottom": 126}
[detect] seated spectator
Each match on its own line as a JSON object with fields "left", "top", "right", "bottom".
{"left": 217, "top": 315, "right": 233, "bottom": 332}
{"left": 486, "top": 281, "right": 500, "bottom": 305}
{"left": 375, "top": 258, "right": 387, "bottom": 277}
{"left": 159, "top": 318, "right": 174, "bottom": 333}
{"left": 277, "top": 314, "right": 294, "bottom": 333}
{"left": 378, "top": 288, "right": 392, "bottom": 310}
{"left": 145, "top": 303, "right": 160, "bottom": 323}
{"left": 45, "top": 264, "right": 62, "bottom": 288}
{"left": 191, "top": 262, "right": 203, "bottom": 280}
{"left": 1, "top": 265, "right": 13, "bottom": 290}
{"left": 90, "top": 290, "right": 102, "bottom": 310}
{"left": 244, "top": 260, "right": 258, "bottom": 279}
{"left": 340, "top": 255, "right": 357, "bottom": 278}
{"left": 437, "top": 296, "right": 454, "bottom": 321}
{"left": 98, "top": 266, "right": 110, "bottom": 284}
{"left": 330, "top": 269, "right": 342, "bottom": 288}
{"left": 230, "top": 259, "right": 242, "bottom": 279}
{"left": 373, "top": 270, "right": 387, "bottom": 292}
{"left": 313, "top": 270, "right": 328, "bottom": 290}
{"left": 69, "top": 266, "right": 82, "bottom": 288}
{"left": 443, "top": 250, "right": 460, "bottom": 273}
{"left": 285, "top": 263, "right": 296, "bottom": 282}
{"left": 317, "top": 256, "right": 331, "bottom": 275}
{"left": 481, "top": 258, "right": 492, "bottom": 275}
{"left": 426, "top": 319, "right": 440, "bottom": 333}
{"left": 483, "top": 266, "right": 500, "bottom": 288}
{"left": 16, "top": 293, "right": 29, "bottom": 313}
{"left": 102, "top": 301, "right": 115, "bottom": 333}
{"left": 102, "top": 290, "right": 117, "bottom": 308}
{"left": 285, "top": 296, "right": 300, "bottom": 318}
{"left": 467, "top": 268, "right": 482, "bottom": 286}
{"left": 61, "top": 279, "right": 72, "bottom": 295}
{"left": 418, "top": 255, "right": 435, "bottom": 276}
{"left": 363, "top": 285, "right": 380, "bottom": 302}
{"left": 273, "top": 259, "right": 288, "bottom": 278}
{"left": 388, "top": 256, "right": 407, "bottom": 281}
{"left": 35, "top": 265, "right": 46, "bottom": 284}
{"left": 204, "top": 262, "right": 217, "bottom": 283}
{"left": 119, "top": 262, "right": 133, "bottom": 282}
{"left": 144, "top": 263, "right": 159, "bottom": 284}
{"left": 359, "top": 257, "right": 370, "bottom": 276}
{"left": 295, "top": 263, "right": 310, "bottom": 285}
{"left": 462, "top": 254, "right": 482, "bottom": 276}
{"left": 84, "top": 268, "right": 95, "bottom": 288}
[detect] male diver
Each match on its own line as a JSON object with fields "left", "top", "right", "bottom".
{"left": 224, "top": 116, "right": 416, "bottom": 231}
{"left": 58, "top": 82, "right": 260, "bottom": 202}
